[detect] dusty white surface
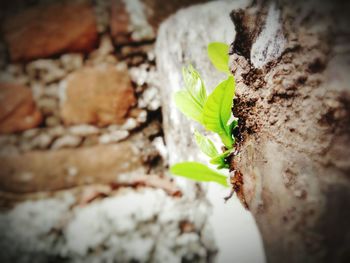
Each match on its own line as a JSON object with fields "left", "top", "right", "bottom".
{"left": 207, "top": 184, "right": 265, "bottom": 263}
{"left": 156, "top": 1, "right": 266, "bottom": 262}
{"left": 250, "top": 3, "right": 286, "bottom": 68}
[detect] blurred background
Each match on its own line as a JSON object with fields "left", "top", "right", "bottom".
{"left": 0, "top": 0, "right": 265, "bottom": 262}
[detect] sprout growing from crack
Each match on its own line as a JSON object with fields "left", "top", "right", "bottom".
{"left": 170, "top": 42, "right": 240, "bottom": 201}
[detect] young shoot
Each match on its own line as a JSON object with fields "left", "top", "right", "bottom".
{"left": 170, "top": 42, "right": 238, "bottom": 186}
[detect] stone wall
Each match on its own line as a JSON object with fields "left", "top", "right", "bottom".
{"left": 0, "top": 1, "right": 218, "bottom": 262}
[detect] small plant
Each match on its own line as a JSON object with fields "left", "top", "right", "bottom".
{"left": 170, "top": 42, "right": 237, "bottom": 187}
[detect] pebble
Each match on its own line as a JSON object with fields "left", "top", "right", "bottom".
{"left": 106, "top": 124, "right": 121, "bottom": 132}
{"left": 137, "top": 110, "right": 147, "bottom": 123}
{"left": 147, "top": 51, "right": 155, "bottom": 62}
{"left": 138, "top": 86, "right": 161, "bottom": 111}
{"left": 31, "top": 133, "right": 54, "bottom": 149}
{"left": 45, "top": 116, "right": 61, "bottom": 127}
{"left": 51, "top": 135, "right": 82, "bottom": 150}
{"left": 47, "top": 126, "right": 66, "bottom": 137}
{"left": 99, "top": 130, "right": 129, "bottom": 144}
{"left": 43, "top": 83, "right": 60, "bottom": 98}
{"left": 152, "top": 136, "right": 167, "bottom": 160}
{"left": 115, "top": 62, "right": 127, "bottom": 72}
{"left": 30, "top": 82, "right": 45, "bottom": 101}
{"left": 121, "top": 118, "right": 138, "bottom": 130}
{"left": 129, "top": 64, "right": 149, "bottom": 86}
{"left": 26, "top": 59, "right": 66, "bottom": 84}
{"left": 69, "top": 124, "right": 100, "bottom": 136}
{"left": 37, "top": 97, "right": 58, "bottom": 115}
{"left": 60, "top": 54, "right": 83, "bottom": 72}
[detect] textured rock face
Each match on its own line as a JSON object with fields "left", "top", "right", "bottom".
{"left": 229, "top": 1, "right": 350, "bottom": 262}
{"left": 2, "top": 1, "right": 98, "bottom": 62}
{"left": 0, "top": 83, "right": 42, "bottom": 133}
{"left": 61, "top": 65, "right": 136, "bottom": 126}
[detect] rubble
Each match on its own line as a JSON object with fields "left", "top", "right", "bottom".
{"left": 0, "top": 188, "right": 216, "bottom": 262}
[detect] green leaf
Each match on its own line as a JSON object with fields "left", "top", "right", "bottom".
{"left": 182, "top": 65, "right": 207, "bottom": 106}
{"left": 173, "top": 65, "right": 208, "bottom": 125}
{"left": 194, "top": 130, "right": 218, "bottom": 158}
{"left": 210, "top": 149, "right": 231, "bottom": 164}
{"left": 216, "top": 163, "right": 230, "bottom": 169}
{"left": 170, "top": 162, "right": 228, "bottom": 187}
{"left": 210, "top": 149, "right": 233, "bottom": 169}
{"left": 207, "top": 42, "right": 230, "bottom": 73}
{"left": 174, "top": 90, "right": 203, "bottom": 124}
{"left": 230, "top": 118, "right": 238, "bottom": 131}
{"left": 202, "top": 76, "right": 235, "bottom": 148}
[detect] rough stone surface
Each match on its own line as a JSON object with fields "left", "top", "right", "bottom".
{"left": 61, "top": 65, "right": 136, "bottom": 126}
{"left": 0, "top": 83, "right": 42, "bottom": 134}
{"left": 2, "top": 1, "right": 98, "bottom": 62}
{"left": 230, "top": 1, "right": 350, "bottom": 262}
{"left": 0, "top": 142, "right": 143, "bottom": 193}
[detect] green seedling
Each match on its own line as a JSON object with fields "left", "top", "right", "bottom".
{"left": 170, "top": 42, "right": 238, "bottom": 186}
{"left": 170, "top": 162, "right": 228, "bottom": 187}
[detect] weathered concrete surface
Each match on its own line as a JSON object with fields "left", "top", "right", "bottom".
{"left": 230, "top": 1, "right": 350, "bottom": 262}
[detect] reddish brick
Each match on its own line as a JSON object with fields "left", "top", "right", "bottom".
{"left": 0, "top": 83, "right": 42, "bottom": 134}
{"left": 61, "top": 66, "right": 136, "bottom": 126}
{"left": 3, "top": 2, "right": 98, "bottom": 62}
